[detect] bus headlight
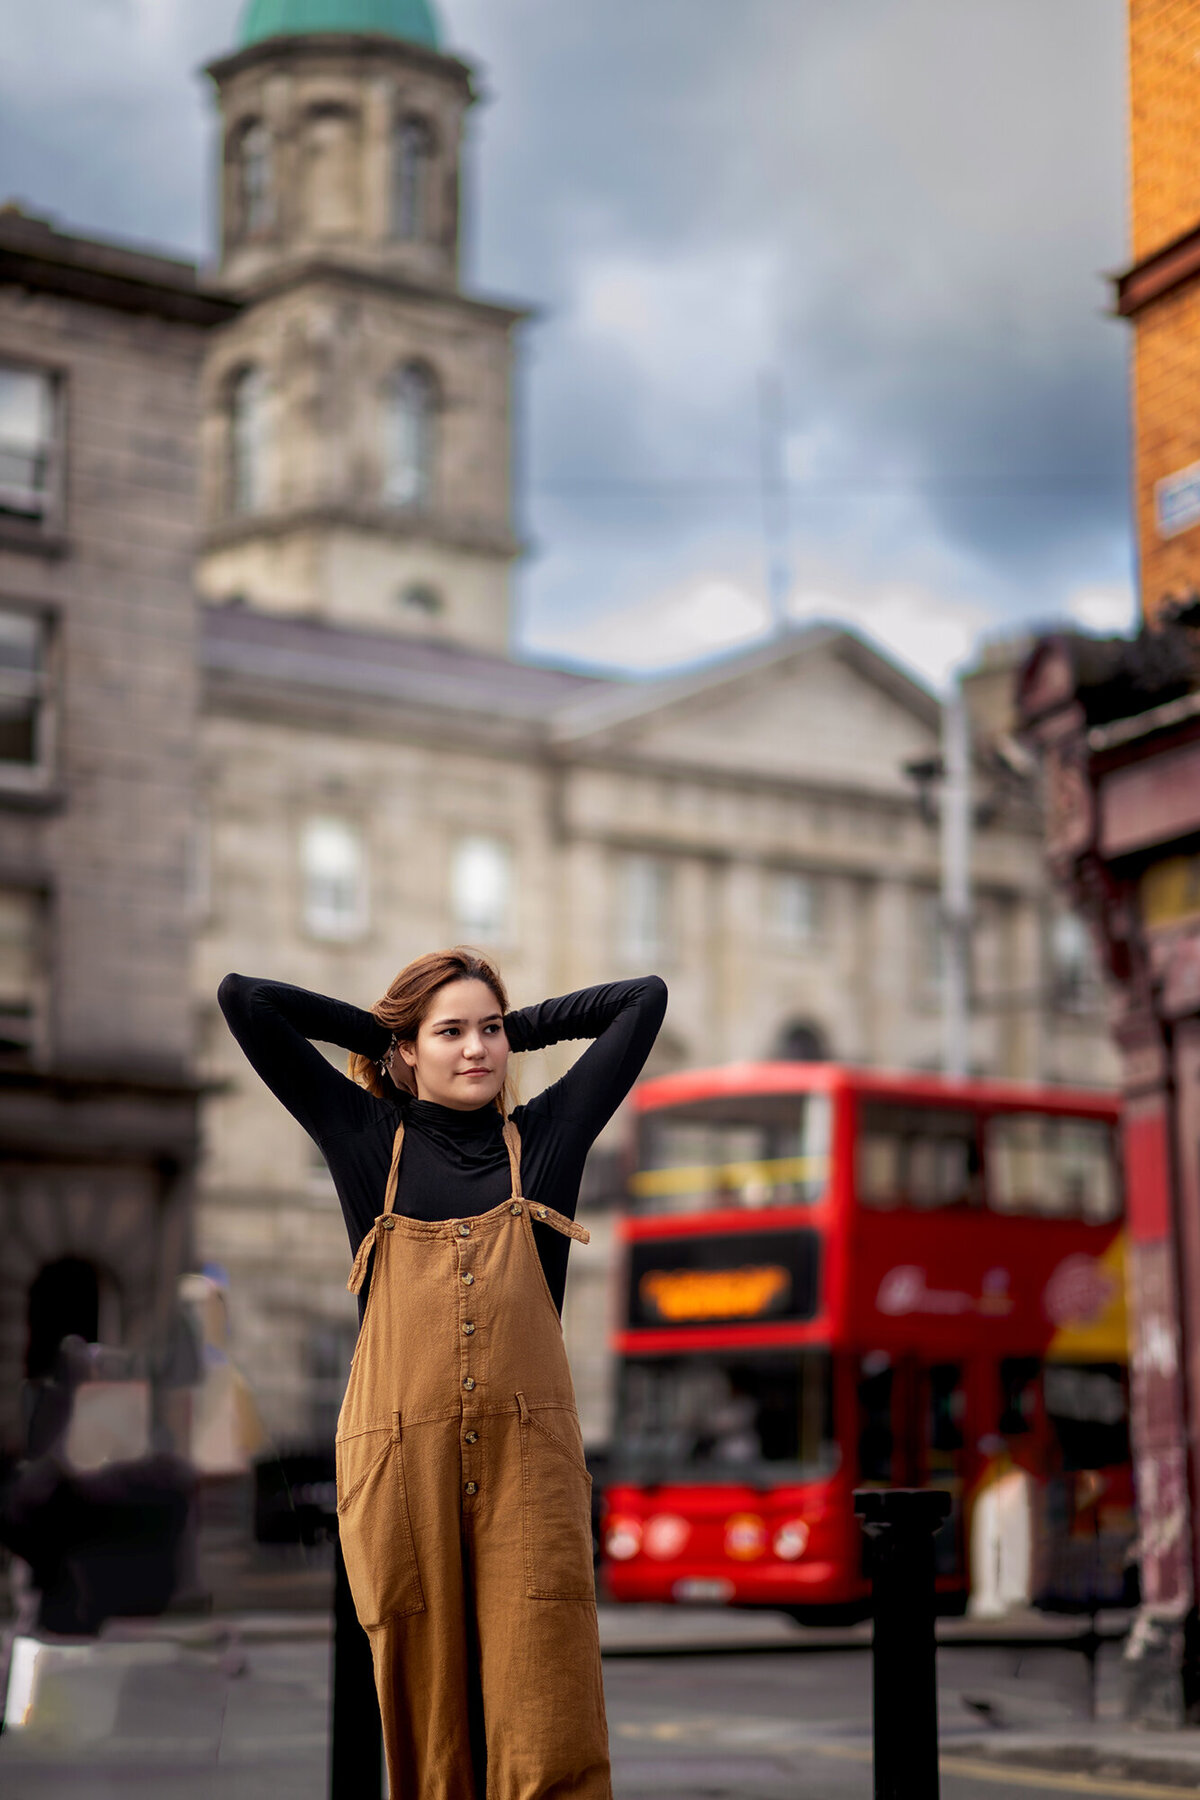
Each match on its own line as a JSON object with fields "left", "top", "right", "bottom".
{"left": 605, "top": 1516, "right": 643, "bottom": 1561}
{"left": 773, "top": 1519, "right": 810, "bottom": 1561}
{"left": 643, "top": 1513, "right": 691, "bottom": 1560}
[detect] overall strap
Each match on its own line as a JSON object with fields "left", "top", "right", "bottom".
{"left": 528, "top": 1202, "right": 590, "bottom": 1245}
{"left": 346, "top": 1122, "right": 405, "bottom": 1295}
{"left": 383, "top": 1123, "right": 405, "bottom": 1216}
{"left": 502, "top": 1117, "right": 523, "bottom": 1199}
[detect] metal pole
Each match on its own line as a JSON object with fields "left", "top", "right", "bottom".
{"left": 330, "top": 1532, "right": 383, "bottom": 1799}
{"left": 855, "top": 1488, "right": 951, "bottom": 1800}
{"left": 940, "top": 686, "right": 972, "bottom": 1081}
{"left": 757, "top": 370, "right": 791, "bottom": 633}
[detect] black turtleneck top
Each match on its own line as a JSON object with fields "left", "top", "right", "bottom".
{"left": 217, "top": 973, "right": 667, "bottom": 1319}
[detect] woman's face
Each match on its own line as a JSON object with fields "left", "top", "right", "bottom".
{"left": 395, "top": 977, "right": 509, "bottom": 1111}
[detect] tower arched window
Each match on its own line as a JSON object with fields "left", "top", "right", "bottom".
{"left": 238, "top": 121, "right": 274, "bottom": 236}
{"left": 391, "top": 117, "right": 433, "bottom": 241}
{"left": 229, "top": 366, "right": 269, "bottom": 516}
{"left": 382, "top": 363, "right": 436, "bottom": 508}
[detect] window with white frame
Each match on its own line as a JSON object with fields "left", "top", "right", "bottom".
{"left": 620, "top": 853, "right": 671, "bottom": 963}
{"left": 0, "top": 364, "right": 58, "bottom": 524}
{"left": 450, "top": 835, "right": 512, "bottom": 942}
{"left": 301, "top": 817, "right": 368, "bottom": 942}
{"left": 0, "top": 886, "right": 42, "bottom": 1059}
{"left": 229, "top": 366, "right": 269, "bottom": 516}
{"left": 382, "top": 363, "right": 435, "bottom": 509}
{"left": 771, "top": 869, "right": 824, "bottom": 949}
{"left": 391, "top": 116, "right": 433, "bottom": 240}
{"left": 0, "top": 607, "right": 50, "bottom": 779}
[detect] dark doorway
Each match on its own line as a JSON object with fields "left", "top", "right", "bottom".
{"left": 776, "top": 1020, "right": 829, "bottom": 1063}
{"left": 26, "top": 1257, "right": 100, "bottom": 1380}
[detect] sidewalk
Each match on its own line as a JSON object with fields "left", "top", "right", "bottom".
{"left": 596, "top": 1601, "right": 1133, "bottom": 1657}
{"left": 90, "top": 1598, "right": 1132, "bottom": 1656}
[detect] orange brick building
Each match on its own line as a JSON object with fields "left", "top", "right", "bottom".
{"left": 1121, "top": 0, "right": 1200, "bottom": 614}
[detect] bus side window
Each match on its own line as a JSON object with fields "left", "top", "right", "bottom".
{"left": 999, "top": 1356, "right": 1040, "bottom": 1436}
{"left": 857, "top": 1354, "right": 893, "bottom": 1482}
{"left": 858, "top": 1105, "right": 980, "bottom": 1210}
{"left": 928, "top": 1362, "right": 965, "bottom": 1454}
{"left": 986, "top": 1114, "right": 1121, "bottom": 1221}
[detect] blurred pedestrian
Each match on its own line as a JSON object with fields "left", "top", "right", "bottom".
{"left": 220, "top": 949, "right": 665, "bottom": 1798}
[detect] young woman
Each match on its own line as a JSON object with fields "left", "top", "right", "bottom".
{"left": 218, "top": 953, "right": 666, "bottom": 1800}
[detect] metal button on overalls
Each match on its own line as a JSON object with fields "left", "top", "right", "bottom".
{"left": 335, "top": 1117, "right": 610, "bottom": 1800}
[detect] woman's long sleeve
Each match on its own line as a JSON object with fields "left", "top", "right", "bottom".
{"left": 508, "top": 975, "right": 667, "bottom": 1145}
{"left": 218, "top": 973, "right": 392, "bottom": 1143}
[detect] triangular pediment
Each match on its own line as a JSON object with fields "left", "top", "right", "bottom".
{"left": 551, "top": 625, "right": 941, "bottom": 795}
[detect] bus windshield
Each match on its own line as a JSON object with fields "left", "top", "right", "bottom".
{"left": 614, "top": 1348, "right": 838, "bottom": 1486}
{"left": 632, "top": 1092, "right": 831, "bottom": 1215}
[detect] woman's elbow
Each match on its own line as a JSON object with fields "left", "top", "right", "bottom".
{"left": 217, "top": 972, "right": 255, "bottom": 1020}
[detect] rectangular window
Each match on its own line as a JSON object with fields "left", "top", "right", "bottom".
{"left": 986, "top": 1112, "right": 1121, "bottom": 1222}
{"left": 0, "top": 886, "right": 43, "bottom": 1060}
{"left": 0, "top": 364, "right": 58, "bottom": 523}
{"left": 1048, "top": 909, "right": 1100, "bottom": 1013}
{"left": 450, "top": 834, "right": 512, "bottom": 942}
{"left": 857, "top": 1102, "right": 980, "bottom": 1210}
{"left": 913, "top": 889, "right": 945, "bottom": 999}
{"left": 615, "top": 1349, "right": 835, "bottom": 1486}
{"left": 0, "top": 607, "right": 51, "bottom": 783}
{"left": 301, "top": 816, "right": 367, "bottom": 942}
{"left": 620, "top": 853, "right": 671, "bottom": 963}
{"left": 770, "top": 869, "right": 824, "bottom": 949}
{"left": 633, "top": 1093, "right": 831, "bottom": 1214}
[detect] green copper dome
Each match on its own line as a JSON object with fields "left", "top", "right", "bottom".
{"left": 238, "top": 0, "right": 440, "bottom": 50}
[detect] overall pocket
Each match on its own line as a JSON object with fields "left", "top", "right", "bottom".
{"left": 517, "top": 1394, "right": 595, "bottom": 1602}
{"left": 335, "top": 1424, "right": 425, "bottom": 1627}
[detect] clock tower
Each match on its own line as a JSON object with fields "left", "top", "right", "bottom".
{"left": 199, "top": 0, "right": 525, "bottom": 651}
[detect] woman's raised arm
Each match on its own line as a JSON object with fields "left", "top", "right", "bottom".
{"left": 507, "top": 975, "right": 667, "bottom": 1146}
{"left": 218, "top": 973, "right": 393, "bottom": 1143}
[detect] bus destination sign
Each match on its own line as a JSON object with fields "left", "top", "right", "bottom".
{"left": 628, "top": 1231, "right": 819, "bottom": 1328}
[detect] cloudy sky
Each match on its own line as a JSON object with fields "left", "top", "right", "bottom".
{"left": 1, "top": 0, "right": 1132, "bottom": 688}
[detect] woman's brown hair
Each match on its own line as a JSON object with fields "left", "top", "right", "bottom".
{"left": 347, "top": 947, "right": 515, "bottom": 1111}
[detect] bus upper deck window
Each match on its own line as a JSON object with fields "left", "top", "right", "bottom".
{"left": 986, "top": 1114, "right": 1120, "bottom": 1222}
{"left": 633, "top": 1094, "right": 831, "bottom": 1215}
{"left": 857, "top": 1104, "right": 979, "bottom": 1210}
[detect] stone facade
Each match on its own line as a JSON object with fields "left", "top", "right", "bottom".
{"left": 0, "top": 210, "right": 235, "bottom": 1457}
{"left": 194, "top": 609, "right": 1119, "bottom": 1447}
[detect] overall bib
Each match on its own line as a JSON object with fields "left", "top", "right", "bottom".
{"left": 337, "top": 1118, "right": 613, "bottom": 1799}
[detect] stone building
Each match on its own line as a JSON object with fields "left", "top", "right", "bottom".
{"left": 186, "top": 0, "right": 1119, "bottom": 1450}
{"left": 0, "top": 208, "right": 235, "bottom": 1459}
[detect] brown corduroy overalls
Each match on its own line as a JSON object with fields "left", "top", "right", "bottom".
{"left": 337, "top": 1118, "right": 613, "bottom": 1800}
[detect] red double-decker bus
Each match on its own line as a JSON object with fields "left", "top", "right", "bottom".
{"left": 602, "top": 1063, "right": 1131, "bottom": 1615}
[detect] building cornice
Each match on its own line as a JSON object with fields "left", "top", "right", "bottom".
{"left": 0, "top": 214, "right": 240, "bottom": 328}
{"left": 201, "top": 500, "right": 522, "bottom": 561}
{"left": 205, "top": 32, "right": 476, "bottom": 98}
{"left": 212, "top": 253, "right": 532, "bottom": 326}
{"left": 1114, "top": 218, "right": 1200, "bottom": 317}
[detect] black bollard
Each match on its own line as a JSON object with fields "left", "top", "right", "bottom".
{"left": 854, "top": 1488, "right": 951, "bottom": 1800}
{"left": 330, "top": 1532, "right": 384, "bottom": 1799}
